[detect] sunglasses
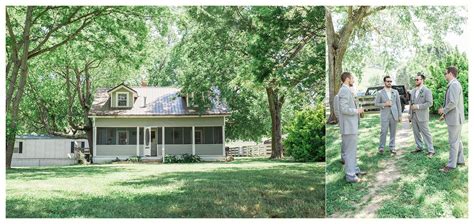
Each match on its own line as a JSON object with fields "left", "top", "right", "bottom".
{"left": 414, "top": 79, "right": 421, "bottom": 81}
{"left": 385, "top": 80, "right": 392, "bottom": 83}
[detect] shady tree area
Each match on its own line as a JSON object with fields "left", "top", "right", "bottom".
{"left": 5, "top": 6, "right": 326, "bottom": 168}
{"left": 326, "top": 6, "right": 467, "bottom": 124}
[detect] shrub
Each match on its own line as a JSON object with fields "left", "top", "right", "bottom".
{"left": 284, "top": 103, "right": 326, "bottom": 162}
{"left": 164, "top": 154, "right": 179, "bottom": 163}
{"left": 164, "top": 154, "right": 201, "bottom": 163}
{"left": 181, "top": 153, "right": 201, "bottom": 163}
{"left": 426, "top": 49, "right": 468, "bottom": 116}
{"left": 128, "top": 156, "right": 142, "bottom": 163}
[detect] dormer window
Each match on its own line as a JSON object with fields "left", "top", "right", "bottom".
{"left": 117, "top": 92, "right": 129, "bottom": 107}
{"left": 107, "top": 83, "right": 138, "bottom": 109}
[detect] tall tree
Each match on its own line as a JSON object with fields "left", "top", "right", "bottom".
{"left": 5, "top": 6, "right": 168, "bottom": 168}
{"left": 172, "top": 6, "right": 325, "bottom": 158}
{"left": 326, "top": 6, "right": 467, "bottom": 124}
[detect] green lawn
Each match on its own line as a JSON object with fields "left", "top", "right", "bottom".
{"left": 6, "top": 158, "right": 324, "bottom": 218}
{"left": 326, "top": 113, "right": 468, "bottom": 218}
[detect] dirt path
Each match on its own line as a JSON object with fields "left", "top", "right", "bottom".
{"left": 353, "top": 109, "right": 413, "bottom": 218}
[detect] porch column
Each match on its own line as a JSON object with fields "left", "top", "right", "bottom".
{"left": 136, "top": 126, "right": 139, "bottom": 156}
{"left": 192, "top": 126, "right": 195, "bottom": 155}
{"left": 162, "top": 126, "right": 165, "bottom": 163}
{"left": 92, "top": 117, "right": 97, "bottom": 158}
{"left": 222, "top": 117, "right": 226, "bottom": 156}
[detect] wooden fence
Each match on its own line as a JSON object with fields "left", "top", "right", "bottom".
{"left": 226, "top": 144, "right": 272, "bottom": 157}
{"left": 356, "top": 95, "right": 379, "bottom": 112}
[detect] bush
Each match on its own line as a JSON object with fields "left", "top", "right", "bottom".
{"left": 426, "top": 49, "right": 468, "bottom": 116}
{"left": 181, "top": 153, "right": 201, "bottom": 163}
{"left": 284, "top": 103, "right": 326, "bottom": 162}
{"left": 164, "top": 154, "right": 179, "bottom": 163}
{"left": 165, "top": 154, "right": 201, "bottom": 163}
{"left": 128, "top": 156, "right": 142, "bottom": 163}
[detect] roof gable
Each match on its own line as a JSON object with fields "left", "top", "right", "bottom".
{"left": 107, "top": 83, "right": 138, "bottom": 97}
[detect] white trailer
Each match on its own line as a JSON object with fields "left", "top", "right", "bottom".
{"left": 12, "top": 135, "right": 89, "bottom": 167}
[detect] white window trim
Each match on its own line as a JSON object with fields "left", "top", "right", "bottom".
{"left": 116, "top": 92, "right": 129, "bottom": 107}
{"left": 117, "top": 130, "right": 129, "bottom": 145}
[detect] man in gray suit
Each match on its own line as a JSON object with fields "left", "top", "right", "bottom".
{"left": 409, "top": 73, "right": 435, "bottom": 158}
{"left": 337, "top": 72, "right": 366, "bottom": 183}
{"left": 438, "top": 66, "right": 465, "bottom": 173}
{"left": 374, "top": 76, "right": 402, "bottom": 155}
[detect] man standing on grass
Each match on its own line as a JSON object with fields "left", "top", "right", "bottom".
{"left": 374, "top": 76, "right": 402, "bottom": 156}
{"left": 438, "top": 66, "right": 465, "bottom": 173}
{"left": 337, "top": 72, "right": 366, "bottom": 183}
{"left": 409, "top": 73, "right": 435, "bottom": 158}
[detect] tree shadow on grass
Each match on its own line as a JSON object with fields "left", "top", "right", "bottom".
{"left": 7, "top": 165, "right": 325, "bottom": 218}
{"left": 376, "top": 121, "right": 469, "bottom": 218}
{"left": 6, "top": 165, "right": 126, "bottom": 181}
{"left": 325, "top": 114, "right": 467, "bottom": 217}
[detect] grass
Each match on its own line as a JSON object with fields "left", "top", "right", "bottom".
{"left": 6, "top": 157, "right": 324, "bottom": 218}
{"left": 326, "top": 113, "right": 468, "bottom": 218}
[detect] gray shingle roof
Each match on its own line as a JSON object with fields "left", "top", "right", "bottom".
{"left": 89, "top": 86, "right": 230, "bottom": 116}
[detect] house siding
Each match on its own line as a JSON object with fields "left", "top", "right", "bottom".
{"left": 12, "top": 138, "right": 88, "bottom": 167}
{"left": 195, "top": 144, "right": 223, "bottom": 155}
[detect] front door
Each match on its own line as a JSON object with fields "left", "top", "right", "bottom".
{"left": 151, "top": 129, "right": 158, "bottom": 157}
{"left": 144, "top": 127, "right": 151, "bottom": 156}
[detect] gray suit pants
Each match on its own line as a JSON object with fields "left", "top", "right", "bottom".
{"left": 342, "top": 134, "right": 360, "bottom": 181}
{"left": 447, "top": 125, "right": 464, "bottom": 168}
{"left": 412, "top": 115, "right": 434, "bottom": 153}
{"left": 379, "top": 115, "right": 397, "bottom": 151}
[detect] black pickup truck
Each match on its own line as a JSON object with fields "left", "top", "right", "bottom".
{"left": 365, "top": 85, "right": 410, "bottom": 112}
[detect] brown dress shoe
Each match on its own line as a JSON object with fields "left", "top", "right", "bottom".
{"left": 347, "top": 178, "right": 362, "bottom": 183}
{"left": 427, "top": 152, "right": 435, "bottom": 158}
{"left": 439, "top": 166, "right": 454, "bottom": 173}
{"left": 357, "top": 171, "right": 368, "bottom": 176}
{"left": 457, "top": 163, "right": 465, "bottom": 167}
{"left": 411, "top": 148, "right": 423, "bottom": 153}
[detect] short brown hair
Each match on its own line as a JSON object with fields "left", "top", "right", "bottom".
{"left": 416, "top": 72, "right": 425, "bottom": 80}
{"left": 446, "top": 66, "right": 458, "bottom": 77}
{"left": 341, "top": 72, "right": 352, "bottom": 83}
{"left": 383, "top": 75, "right": 391, "bottom": 82}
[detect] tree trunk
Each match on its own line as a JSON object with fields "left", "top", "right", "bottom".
{"left": 266, "top": 87, "right": 284, "bottom": 159}
{"left": 86, "top": 127, "right": 94, "bottom": 163}
{"left": 327, "top": 42, "right": 344, "bottom": 124}
{"left": 6, "top": 135, "right": 16, "bottom": 169}
{"left": 6, "top": 7, "right": 34, "bottom": 168}
{"left": 325, "top": 7, "right": 364, "bottom": 124}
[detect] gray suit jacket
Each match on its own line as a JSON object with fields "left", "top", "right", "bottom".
{"left": 443, "top": 79, "right": 465, "bottom": 125}
{"left": 374, "top": 88, "right": 402, "bottom": 121}
{"left": 409, "top": 86, "right": 433, "bottom": 122}
{"left": 338, "top": 85, "right": 359, "bottom": 135}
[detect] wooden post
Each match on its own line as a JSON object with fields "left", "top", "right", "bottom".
{"left": 136, "top": 126, "right": 139, "bottom": 156}
{"left": 192, "top": 126, "right": 195, "bottom": 155}
{"left": 162, "top": 126, "right": 165, "bottom": 163}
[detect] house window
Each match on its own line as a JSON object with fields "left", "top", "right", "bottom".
{"left": 14, "top": 142, "right": 23, "bottom": 154}
{"left": 165, "top": 127, "right": 192, "bottom": 144}
{"left": 70, "top": 142, "right": 75, "bottom": 153}
{"left": 117, "top": 130, "right": 128, "bottom": 145}
{"left": 117, "top": 93, "right": 128, "bottom": 107}
{"left": 195, "top": 127, "right": 222, "bottom": 144}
